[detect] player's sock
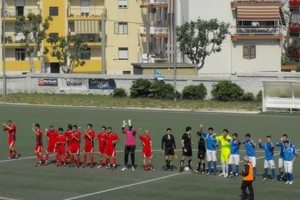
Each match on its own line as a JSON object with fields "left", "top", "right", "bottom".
{"left": 106, "top": 157, "right": 110, "bottom": 166}
{"left": 202, "top": 163, "right": 205, "bottom": 172}
{"left": 208, "top": 162, "right": 211, "bottom": 173}
{"left": 180, "top": 160, "right": 184, "bottom": 167}
{"left": 130, "top": 152, "right": 135, "bottom": 167}
{"left": 144, "top": 164, "right": 147, "bottom": 169}
{"left": 9, "top": 150, "right": 12, "bottom": 158}
{"left": 55, "top": 154, "right": 59, "bottom": 164}
{"left": 70, "top": 155, "right": 74, "bottom": 165}
{"left": 77, "top": 156, "right": 81, "bottom": 166}
{"left": 113, "top": 157, "right": 116, "bottom": 167}
{"left": 213, "top": 162, "right": 217, "bottom": 173}
{"left": 83, "top": 155, "right": 87, "bottom": 166}
{"left": 290, "top": 173, "right": 293, "bottom": 181}
{"left": 225, "top": 163, "right": 229, "bottom": 175}
{"left": 235, "top": 165, "right": 239, "bottom": 174}
{"left": 287, "top": 173, "right": 291, "bottom": 181}
{"left": 254, "top": 167, "right": 257, "bottom": 178}
{"left": 188, "top": 160, "right": 192, "bottom": 169}
{"left": 280, "top": 171, "right": 283, "bottom": 177}
{"left": 264, "top": 168, "right": 268, "bottom": 178}
{"left": 165, "top": 160, "right": 168, "bottom": 167}
{"left": 13, "top": 150, "right": 17, "bottom": 155}
{"left": 271, "top": 169, "right": 275, "bottom": 179}
{"left": 221, "top": 163, "right": 225, "bottom": 174}
{"left": 63, "top": 155, "right": 67, "bottom": 165}
{"left": 124, "top": 152, "right": 129, "bottom": 166}
{"left": 228, "top": 164, "right": 232, "bottom": 174}
{"left": 39, "top": 154, "right": 43, "bottom": 162}
{"left": 99, "top": 159, "right": 103, "bottom": 166}
{"left": 45, "top": 154, "right": 49, "bottom": 163}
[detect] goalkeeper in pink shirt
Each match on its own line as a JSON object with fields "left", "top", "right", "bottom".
{"left": 121, "top": 119, "right": 137, "bottom": 171}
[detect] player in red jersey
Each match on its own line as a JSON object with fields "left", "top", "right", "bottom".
{"left": 105, "top": 127, "right": 119, "bottom": 170}
{"left": 139, "top": 129, "right": 153, "bottom": 170}
{"left": 82, "top": 124, "right": 95, "bottom": 168}
{"left": 3, "top": 120, "right": 19, "bottom": 159}
{"left": 68, "top": 125, "right": 81, "bottom": 167}
{"left": 96, "top": 126, "right": 107, "bottom": 168}
{"left": 64, "top": 124, "right": 73, "bottom": 163}
{"left": 32, "top": 123, "right": 43, "bottom": 167}
{"left": 56, "top": 128, "right": 67, "bottom": 166}
{"left": 45, "top": 125, "right": 58, "bottom": 165}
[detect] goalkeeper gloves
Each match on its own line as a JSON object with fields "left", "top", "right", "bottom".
{"left": 128, "top": 119, "right": 132, "bottom": 127}
{"left": 122, "top": 120, "right": 127, "bottom": 128}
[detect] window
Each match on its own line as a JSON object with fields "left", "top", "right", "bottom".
{"left": 114, "top": 22, "right": 128, "bottom": 34}
{"left": 49, "top": 7, "right": 59, "bottom": 16}
{"left": 243, "top": 45, "right": 256, "bottom": 59}
{"left": 49, "top": 33, "right": 59, "bottom": 41}
{"left": 16, "top": 7, "right": 24, "bottom": 16}
{"left": 123, "top": 71, "right": 131, "bottom": 75}
{"left": 118, "top": 47, "right": 128, "bottom": 60}
{"left": 81, "top": 0, "right": 90, "bottom": 16}
{"left": 119, "top": 0, "right": 128, "bottom": 8}
{"left": 81, "top": 48, "right": 91, "bottom": 60}
{"left": 15, "top": 48, "right": 25, "bottom": 61}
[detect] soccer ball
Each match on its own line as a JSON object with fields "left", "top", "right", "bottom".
{"left": 184, "top": 166, "right": 190, "bottom": 172}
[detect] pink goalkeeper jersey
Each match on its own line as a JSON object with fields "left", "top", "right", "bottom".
{"left": 122, "top": 129, "right": 136, "bottom": 146}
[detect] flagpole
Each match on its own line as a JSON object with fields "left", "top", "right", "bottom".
{"left": 173, "top": 0, "right": 177, "bottom": 101}
{"left": 2, "top": 0, "right": 7, "bottom": 95}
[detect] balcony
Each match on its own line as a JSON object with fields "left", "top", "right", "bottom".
{"left": 1, "top": 33, "right": 35, "bottom": 47}
{"left": 231, "top": 26, "right": 283, "bottom": 41}
{"left": 140, "top": 0, "right": 168, "bottom": 8}
{"left": 74, "top": 34, "right": 102, "bottom": 46}
{"left": 67, "top": 7, "right": 105, "bottom": 20}
{"left": 231, "top": 0, "right": 283, "bottom": 8}
{"left": 140, "top": 27, "right": 168, "bottom": 38}
{"left": 1, "top": 7, "right": 40, "bottom": 20}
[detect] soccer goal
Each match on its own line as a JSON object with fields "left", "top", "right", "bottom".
{"left": 262, "top": 80, "right": 300, "bottom": 113}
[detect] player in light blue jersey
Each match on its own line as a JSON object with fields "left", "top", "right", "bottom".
{"left": 242, "top": 133, "right": 256, "bottom": 179}
{"left": 228, "top": 133, "right": 241, "bottom": 177}
{"left": 276, "top": 134, "right": 295, "bottom": 181}
{"left": 258, "top": 135, "right": 276, "bottom": 181}
{"left": 283, "top": 141, "right": 298, "bottom": 185}
{"left": 199, "top": 124, "right": 218, "bottom": 175}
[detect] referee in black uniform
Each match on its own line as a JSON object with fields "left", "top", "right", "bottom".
{"left": 179, "top": 126, "right": 192, "bottom": 172}
{"left": 161, "top": 128, "right": 177, "bottom": 170}
{"left": 196, "top": 128, "right": 206, "bottom": 174}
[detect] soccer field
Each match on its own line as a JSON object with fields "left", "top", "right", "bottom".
{"left": 0, "top": 104, "right": 299, "bottom": 200}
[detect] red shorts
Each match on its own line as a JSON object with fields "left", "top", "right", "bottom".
{"left": 98, "top": 147, "right": 105, "bottom": 154}
{"left": 46, "top": 143, "right": 56, "bottom": 153}
{"left": 8, "top": 139, "right": 15, "bottom": 148}
{"left": 69, "top": 145, "right": 80, "bottom": 154}
{"left": 105, "top": 148, "right": 116, "bottom": 157}
{"left": 84, "top": 145, "right": 93, "bottom": 153}
{"left": 35, "top": 145, "right": 43, "bottom": 152}
{"left": 56, "top": 146, "right": 66, "bottom": 156}
{"left": 142, "top": 149, "right": 152, "bottom": 158}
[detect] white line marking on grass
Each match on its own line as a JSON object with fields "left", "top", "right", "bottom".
{"left": 0, "top": 197, "right": 20, "bottom": 200}
{"left": 0, "top": 156, "right": 36, "bottom": 163}
{"left": 62, "top": 173, "right": 181, "bottom": 200}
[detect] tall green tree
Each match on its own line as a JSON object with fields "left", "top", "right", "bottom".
{"left": 47, "top": 34, "right": 88, "bottom": 73}
{"left": 15, "top": 13, "right": 52, "bottom": 73}
{"left": 176, "top": 18, "right": 230, "bottom": 70}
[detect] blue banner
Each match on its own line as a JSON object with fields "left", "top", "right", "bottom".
{"left": 88, "top": 79, "right": 116, "bottom": 90}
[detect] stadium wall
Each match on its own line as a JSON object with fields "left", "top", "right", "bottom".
{"left": 1, "top": 73, "right": 300, "bottom": 99}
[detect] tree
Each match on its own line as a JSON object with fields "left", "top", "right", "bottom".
{"left": 15, "top": 13, "right": 52, "bottom": 73}
{"left": 47, "top": 34, "right": 88, "bottom": 73}
{"left": 176, "top": 18, "right": 230, "bottom": 70}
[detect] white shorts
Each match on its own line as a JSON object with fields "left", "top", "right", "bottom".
{"left": 278, "top": 157, "right": 284, "bottom": 169}
{"left": 264, "top": 159, "right": 276, "bottom": 169}
{"left": 229, "top": 154, "right": 240, "bottom": 165}
{"left": 284, "top": 161, "right": 293, "bottom": 173}
{"left": 206, "top": 150, "right": 217, "bottom": 162}
{"left": 249, "top": 156, "right": 256, "bottom": 167}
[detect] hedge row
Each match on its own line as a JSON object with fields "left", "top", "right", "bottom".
{"left": 112, "top": 79, "right": 261, "bottom": 102}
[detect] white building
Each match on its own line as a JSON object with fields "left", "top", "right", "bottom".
{"left": 177, "top": 0, "right": 285, "bottom": 75}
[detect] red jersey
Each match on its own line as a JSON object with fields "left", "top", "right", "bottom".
{"left": 47, "top": 130, "right": 58, "bottom": 145}
{"left": 84, "top": 130, "right": 95, "bottom": 147}
{"left": 105, "top": 132, "right": 119, "bottom": 149}
{"left": 4, "top": 124, "right": 16, "bottom": 141}
{"left": 139, "top": 135, "right": 152, "bottom": 151}
{"left": 64, "top": 130, "right": 73, "bottom": 143}
{"left": 69, "top": 131, "right": 81, "bottom": 147}
{"left": 97, "top": 132, "right": 107, "bottom": 149}
{"left": 36, "top": 129, "right": 43, "bottom": 146}
{"left": 56, "top": 134, "right": 67, "bottom": 147}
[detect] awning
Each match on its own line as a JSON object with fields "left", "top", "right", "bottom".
{"left": 75, "top": 20, "right": 100, "bottom": 34}
{"left": 237, "top": 6, "right": 280, "bottom": 21}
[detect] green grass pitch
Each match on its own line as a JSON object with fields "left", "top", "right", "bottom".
{"left": 0, "top": 104, "right": 299, "bottom": 200}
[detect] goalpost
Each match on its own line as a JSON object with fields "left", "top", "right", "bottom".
{"left": 262, "top": 80, "right": 300, "bottom": 113}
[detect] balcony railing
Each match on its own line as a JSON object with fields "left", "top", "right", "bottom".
{"left": 233, "top": 26, "right": 282, "bottom": 35}
{"left": 290, "top": 0, "right": 300, "bottom": 7}
{"left": 140, "top": 27, "right": 168, "bottom": 35}
{"left": 1, "top": 33, "right": 35, "bottom": 44}
{"left": 2, "top": 7, "right": 39, "bottom": 18}
{"left": 67, "top": 7, "right": 105, "bottom": 18}
{"left": 140, "top": 0, "right": 168, "bottom": 6}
